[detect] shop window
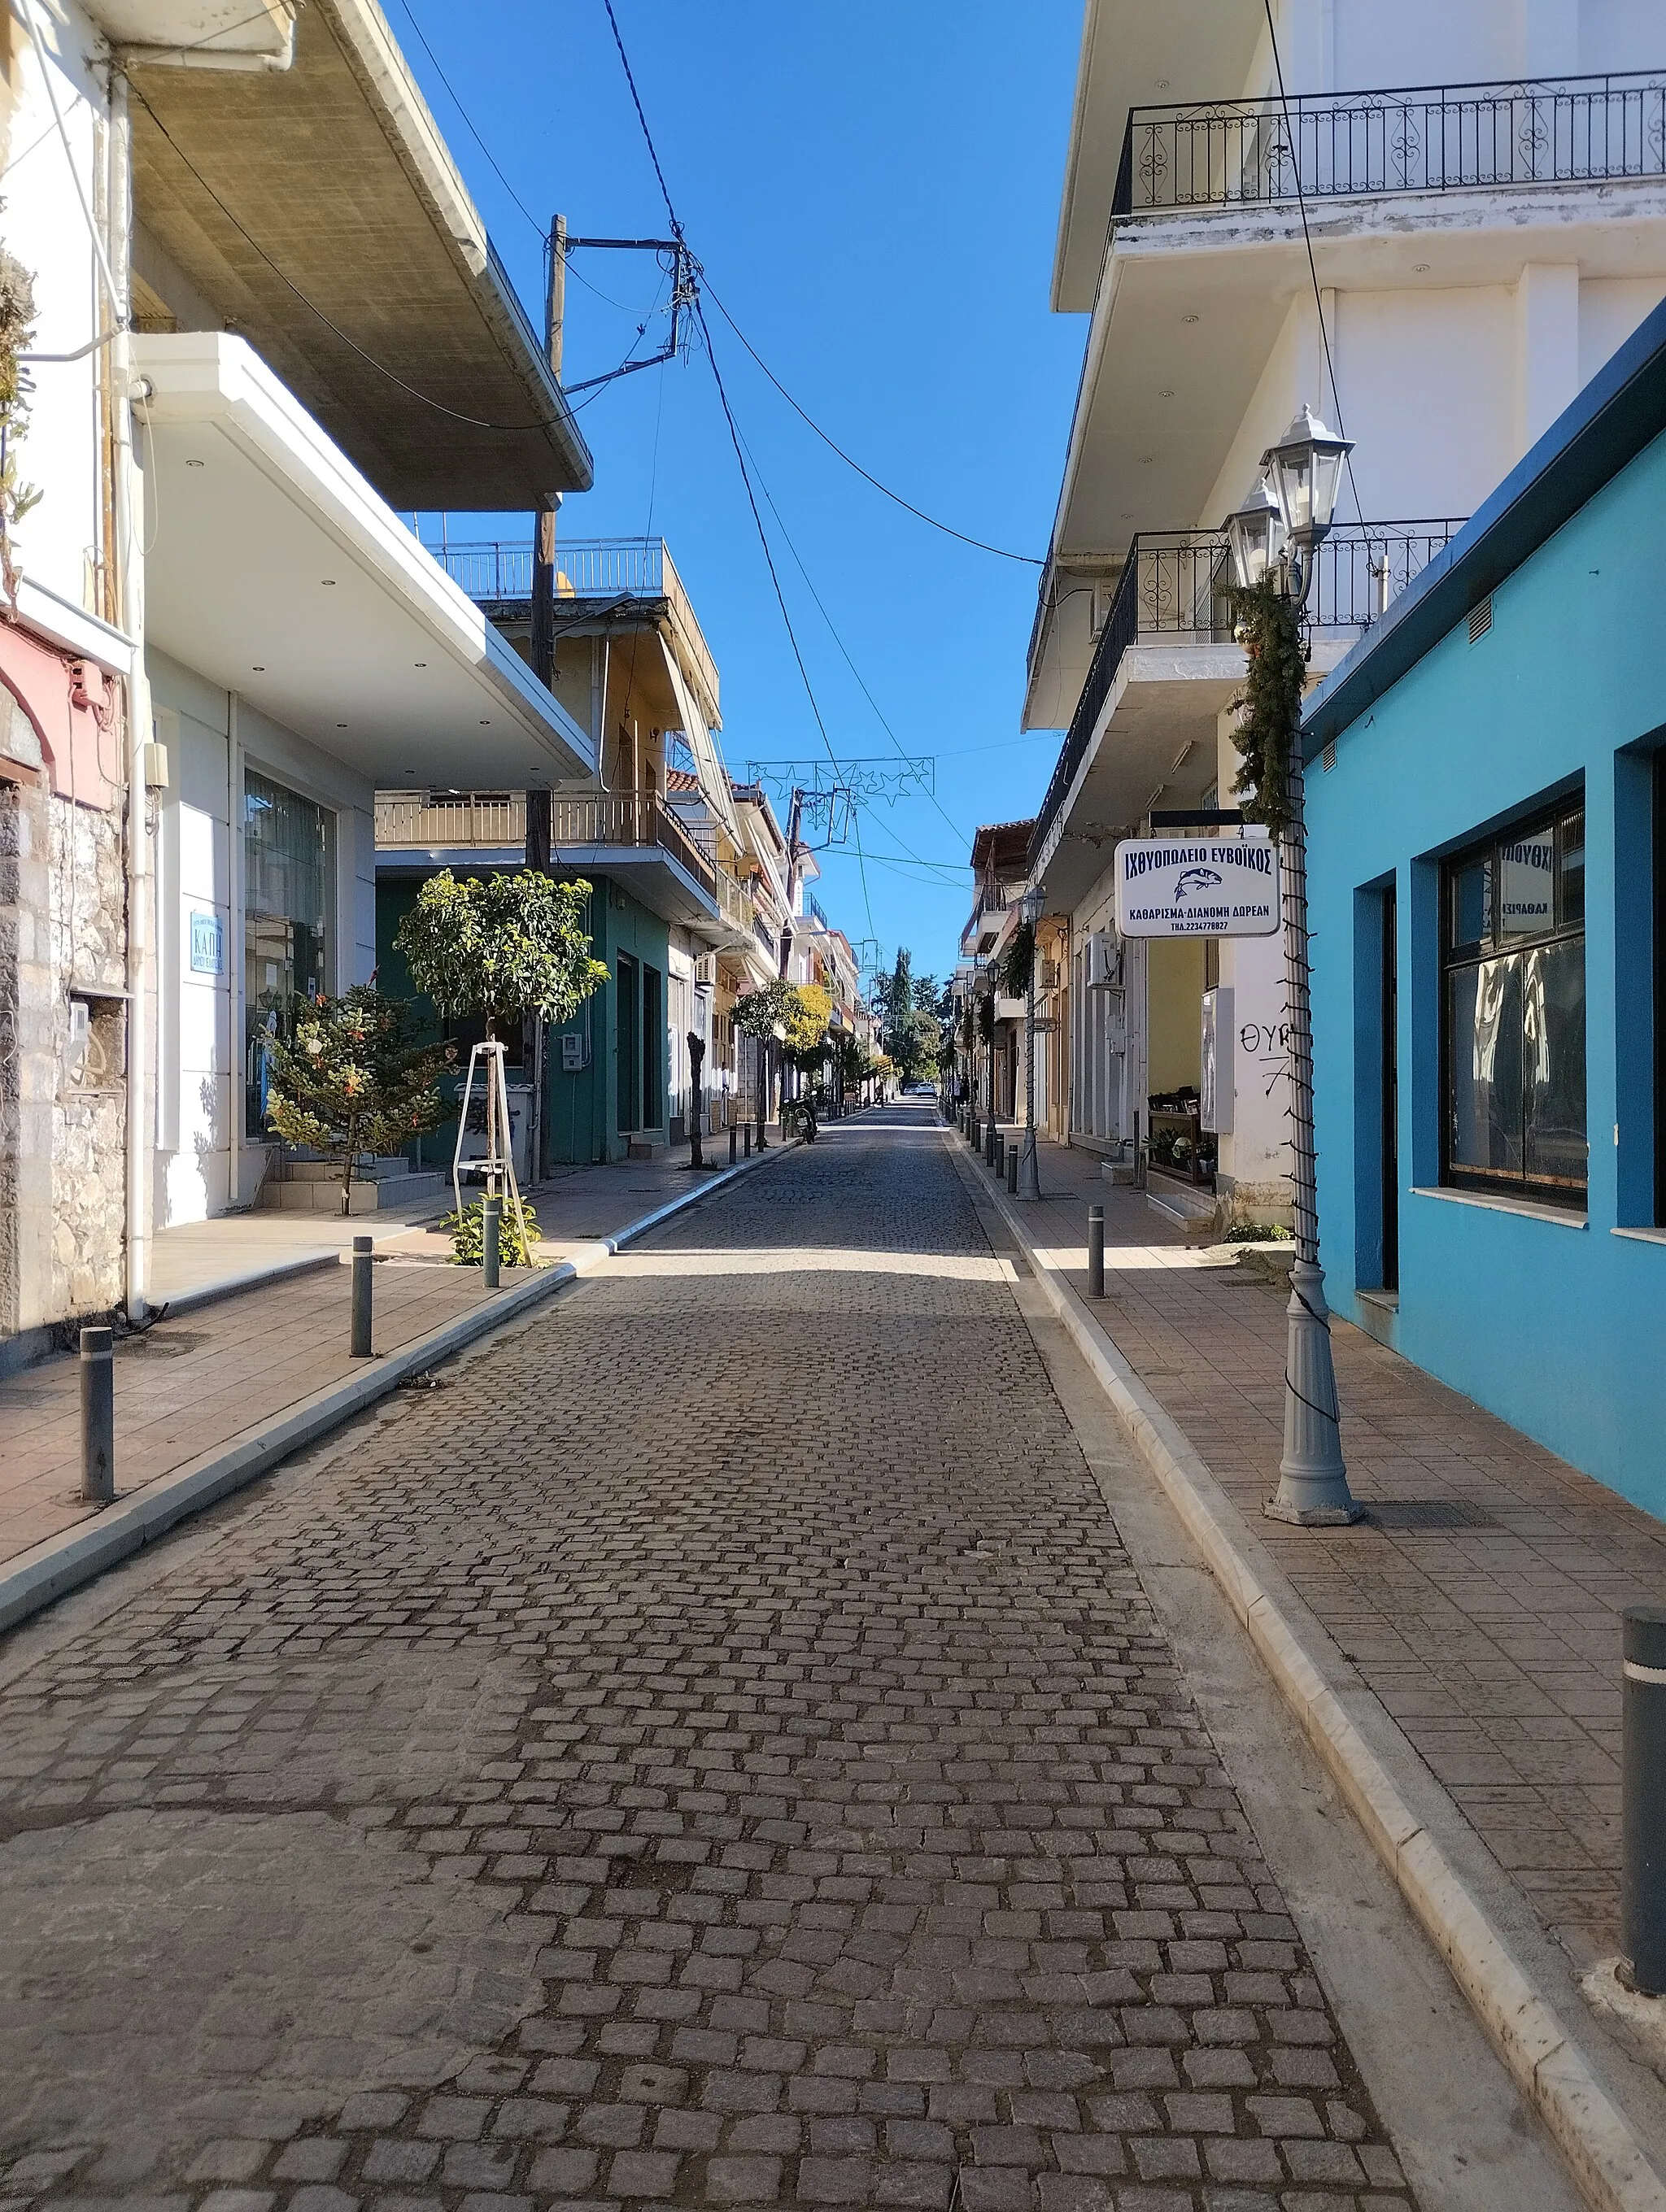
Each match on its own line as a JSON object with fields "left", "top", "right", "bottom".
{"left": 1441, "top": 799, "right": 1585, "bottom": 1207}
{"left": 243, "top": 769, "right": 334, "bottom": 1139}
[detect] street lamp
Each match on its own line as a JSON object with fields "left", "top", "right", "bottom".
{"left": 1225, "top": 403, "right": 1361, "bottom": 1527}
{"left": 1016, "top": 883, "right": 1045, "bottom": 1200}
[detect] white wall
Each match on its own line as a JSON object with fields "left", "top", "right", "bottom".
{"left": 1580, "top": 276, "right": 1666, "bottom": 386}
{"left": 148, "top": 650, "right": 377, "bottom": 1226}
{"left": 6, "top": 1, "right": 108, "bottom": 620}
{"left": 1332, "top": 287, "right": 1518, "bottom": 520}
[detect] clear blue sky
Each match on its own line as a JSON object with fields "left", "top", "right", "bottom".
{"left": 394, "top": 0, "right": 1086, "bottom": 991}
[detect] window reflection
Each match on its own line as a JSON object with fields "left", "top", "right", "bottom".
{"left": 1442, "top": 802, "right": 1585, "bottom": 1205}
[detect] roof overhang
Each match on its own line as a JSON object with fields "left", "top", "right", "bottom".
{"left": 1052, "top": 0, "right": 1264, "bottom": 313}
{"left": 545, "top": 847, "right": 723, "bottom": 934}
{"left": 136, "top": 332, "right": 595, "bottom": 786}
{"left": 87, "top": 2, "right": 296, "bottom": 64}
{"left": 125, "top": 0, "right": 591, "bottom": 507}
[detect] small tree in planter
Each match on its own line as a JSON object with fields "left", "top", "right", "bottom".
{"left": 264, "top": 985, "right": 453, "bottom": 1215}
{"left": 394, "top": 870, "right": 608, "bottom": 1265}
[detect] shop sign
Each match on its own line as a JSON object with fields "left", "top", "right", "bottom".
{"left": 1113, "top": 835, "right": 1280, "bottom": 937}
{"left": 189, "top": 911, "right": 225, "bottom": 974}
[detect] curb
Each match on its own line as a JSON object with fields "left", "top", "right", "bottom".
{"left": 0, "top": 1141, "right": 796, "bottom": 1641}
{"left": 945, "top": 1129, "right": 1666, "bottom": 2212}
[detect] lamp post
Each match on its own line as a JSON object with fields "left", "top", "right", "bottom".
{"left": 1225, "top": 405, "right": 1362, "bottom": 1526}
{"left": 1016, "top": 884, "right": 1045, "bottom": 1200}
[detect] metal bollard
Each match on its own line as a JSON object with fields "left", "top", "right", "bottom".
{"left": 482, "top": 1191, "right": 501, "bottom": 1291}
{"left": 351, "top": 1234, "right": 374, "bottom": 1357}
{"left": 80, "top": 1325, "right": 115, "bottom": 1504}
{"left": 744, "top": 1121, "right": 752, "bottom": 1158}
{"left": 1088, "top": 1204, "right": 1106, "bottom": 1300}
{"left": 986, "top": 1121, "right": 997, "bottom": 1169}
{"left": 730, "top": 1124, "right": 738, "bottom": 1165}
{"left": 1623, "top": 1604, "right": 1666, "bottom": 1993}
{"left": 1006, "top": 1143, "right": 1019, "bottom": 1195}
{"left": 996, "top": 1134, "right": 1005, "bottom": 1178}
{"left": 757, "top": 1116, "right": 768, "bottom": 1150}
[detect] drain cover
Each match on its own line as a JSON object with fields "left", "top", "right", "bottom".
{"left": 1365, "top": 1499, "right": 1498, "bottom": 1531}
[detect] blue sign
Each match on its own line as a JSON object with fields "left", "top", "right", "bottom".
{"left": 189, "top": 911, "right": 225, "bottom": 976}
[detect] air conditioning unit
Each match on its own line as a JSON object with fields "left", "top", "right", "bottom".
{"left": 1085, "top": 930, "right": 1121, "bottom": 990}
{"left": 1037, "top": 956, "right": 1062, "bottom": 991}
{"left": 693, "top": 953, "right": 717, "bottom": 986}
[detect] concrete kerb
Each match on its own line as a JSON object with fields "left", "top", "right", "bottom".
{"left": 0, "top": 1140, "right": 798, "bottom": 1641}
{"left": 944, "top": 1131, "right": 1666, "bottom": 2212}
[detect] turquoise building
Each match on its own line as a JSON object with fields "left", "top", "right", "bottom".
{"left": 1303, "top": 294, "right": 1666, "bottom": 1516}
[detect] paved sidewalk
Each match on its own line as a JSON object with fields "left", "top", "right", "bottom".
{"left": 0, "top": 1152, "right": 748, "bottom": 1574}
{"left": 971, "top": 1128, "right": 1665, "bottom": 1975}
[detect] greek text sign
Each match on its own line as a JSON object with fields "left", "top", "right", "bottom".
{"left": 189, "top": 911, "right": 225, "bottom": 975}
{"left": 1113, "top": 837, "right": 1280, "bottom": 938}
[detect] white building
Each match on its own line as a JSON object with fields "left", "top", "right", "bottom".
{"left": 2, "top": 0, "right": 595, "bottom": 1354}
{"left": 1024, "top": 0, "right": 1666, "bottom": 1218}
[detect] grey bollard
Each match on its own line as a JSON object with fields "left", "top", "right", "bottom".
{"left": 995, "top": 1134, "right": 1005, "bottom": 1178}
{"left": 80, "top": 1325, "right": 115, "bottom": 1504}
{"left": 482, "top": 1191, "right": 501, "bottom": 1290}
{"left": 351, "top": 1234, "right": 373, "bottom": 1357}
{"left": 730, "top": 1124, "right": 738, "bottom": 1165}
{"left": 757, "top": 1116, "right": 768, "bottom": 1150}
{"left": 1623, "top": 1605, "right": 1666, "bottom": 1993}
{"left": 1006, "top": 1142, "right": 1019, "bottom": 1195}
{"left": 987, "top": 1121, "right": 997, "bottom": 1169}
{"left": 1088, "top": 1204, "right": 1106, "bottom": 1300}
{"left": 744, "top": 1122, "right": 752, "bottom": 1158}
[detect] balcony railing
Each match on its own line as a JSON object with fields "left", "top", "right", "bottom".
{"left": 375, "top": 791, "right": 526, "bottom": 847}
{"left": 432, "top": 536, "right": 666, "bottom": 602}
{"left": 715, "top": 869, "right": 754, "bottom": 935}
{"left": 1028, "top": 520, "right": 1462, "bottom": 869}
{"left": 376, "top": 787, "right": 718, "bottom": 898}
{"left": 1114, "top": 68, "right": 1666, "bottom": 215}
{"left": 428, "top": 534, "right": 721, "bottom": 725}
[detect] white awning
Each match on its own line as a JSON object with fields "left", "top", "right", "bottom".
{"left": 135, "top": 332, "right": 595, "bottom": 788}
{"left": 659, "top": 637, "right": 742, "bottom": 848}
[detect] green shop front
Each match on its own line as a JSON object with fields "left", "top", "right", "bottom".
{"left": 377, "top": 821, "right": 728, "bottom": 1170}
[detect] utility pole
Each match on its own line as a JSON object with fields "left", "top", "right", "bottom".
{"left": 525, "top": 216, "right": 567, "bottom": 1183}
{"left": 526, "top": 213, "right": 566, "bottom": 877}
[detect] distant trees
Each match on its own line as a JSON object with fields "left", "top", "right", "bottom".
{"left": 876, "top": 949, "right": 941, "bottom": 1086}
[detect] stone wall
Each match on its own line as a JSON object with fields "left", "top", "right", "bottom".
{"left": 0, "top": 768, "right": 128, "bottom": 1350}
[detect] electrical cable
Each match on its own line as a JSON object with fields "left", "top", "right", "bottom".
{"left": 21, "top": 0, "right": 123, "bottom": 318}
{"left": 126, "top": 79, "right": 567, "bottom": 434}
{"left": 702, "top": 281, "right": 1043, "bottom": 568}
{"left": 1262, "top": 0, "right": 1366, "bottom": 527}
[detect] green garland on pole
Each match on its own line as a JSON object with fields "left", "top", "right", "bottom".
{"left": 1226, "top": 576, "right": 1306, "bottom": 834}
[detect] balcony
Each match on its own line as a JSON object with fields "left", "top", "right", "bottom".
{"left": 1030, "top": 520, "right": 1462, "bottom": 873}
{"left": 427, "top": 533, "right": 720, "bottom": 728}
{"left": 376, "top": 787, "right": 742, "bottom": 937}
{"left": 1114, "top": 69, "right": 1666, "bottom": 216}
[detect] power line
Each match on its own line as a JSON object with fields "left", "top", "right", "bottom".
{"left": 1262, "top": 0, "right": 1365, "bottom": 527}
{"left": 703, "top": 281, "right": 1043, "bottom": 567}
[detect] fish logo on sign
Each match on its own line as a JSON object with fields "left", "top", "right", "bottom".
{"left": 1174, "top": 867, "right": 1223, "bottom": 900}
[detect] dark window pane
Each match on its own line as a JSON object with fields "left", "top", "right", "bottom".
{"left": 1524, "top": 938, "right": 1587, "bottom": 1187}
{"left": 1559, "top": 808, "right": 1585, "bottom": 930}
{"left": 1499, "top": 828, "right": 1555, "bottom": 941}
{"left": 1450, "top": 855, "right": 1491, "bottom": 951}
{"left": 1448, "top": 956, "right": 1524, "bottom": 1177}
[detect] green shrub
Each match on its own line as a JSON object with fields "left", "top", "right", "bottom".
{"left": 1223, "top": 1221, "right": 1293, "bottom": 1243}
{"left": 443, "top": 1197, "right": 541, "bottom": 1267}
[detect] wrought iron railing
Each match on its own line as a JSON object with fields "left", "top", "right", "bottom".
{"left": 430, "top": 535, "right": 721, "bottom": 725}
{"left": 1114, "top": 68, "right": 1666, "bottom": 214}
{"left": 376, "top": 787, "right": 717, "bottom": 895}
{"left": 432, "top": 536, "right": 666, "bottom": 601}
{"left": 1028, "top": 520, "right": 1462, "bottom": 869}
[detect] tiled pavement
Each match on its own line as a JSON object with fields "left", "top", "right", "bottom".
{"left": 0, "top": 1155, "right": 742, "bottom": 1573}
{"left": 0, "top": 1107, "right": 1416, "bottom": 2211}
{"left": 988, "top": 1132, "right": 1666, "bottom": 1972}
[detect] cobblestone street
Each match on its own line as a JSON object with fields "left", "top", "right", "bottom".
{"left": 0, "top": 1108, "right": 1426, "bottom": 2212}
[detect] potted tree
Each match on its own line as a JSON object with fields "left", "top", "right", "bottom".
{"left": 264, "top": 984, "right": 453, "bottom": 1216}
{"left": 395, "top": 870, "right": 607, "bottom": 1266}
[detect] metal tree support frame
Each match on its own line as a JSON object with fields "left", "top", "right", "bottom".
{"left": 451, "top": 1041, "right": 530, "bottom": 1276}
{"left": 1114, "top": 68, "right": 1666, "bottom": 215}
